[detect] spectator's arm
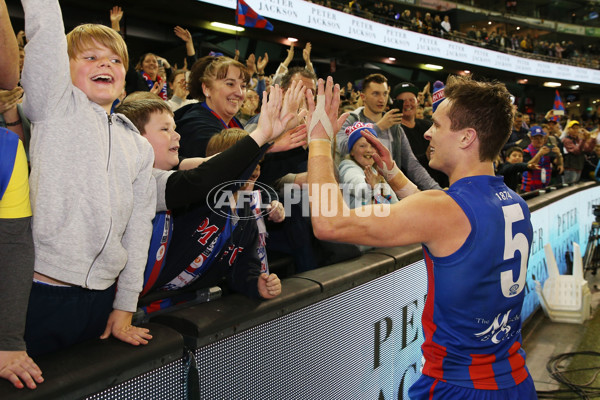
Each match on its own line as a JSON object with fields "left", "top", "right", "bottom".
{"left": 281, "top": 44, "right": 294, "bottom": 71}
{"left": 335, "top": 112, "right": 358, "bottom": 158}
{"left": 226, "top": 224, "right": 261, "bottom": 299}
{"left": 246, "top": 53, "right": 257, "bottom": 77}
{"left": 113, "top": 143, "right": 156, "bottom": 313}
{"left": 109, "top": 6, "right": 123, "bottom": 34}
{"left": 0, "top": 138, "right": 42, "bottom": 389}
{"left": 165, "top": 136, "right": 262, "bottom": 209}
{"left": 303, "top": 42, "right": 314, "bottom": 73}
{"left": 1, "top": 98, "right": 25, "bottom": 143}
{"left": 562, "top": 136, "right": 578, "bottom": 154}
{"left": 0, "top": 0, "right": 19, "bottom": 89}
{"left": 20, "top": 0, "right": 73, "bottom": 121}
{"left": 174, "top": 26, "right": 195, "bottom": 58}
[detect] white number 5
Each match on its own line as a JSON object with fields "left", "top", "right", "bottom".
{"left": 501, "top": 204, "right": 529, "bottom": 298}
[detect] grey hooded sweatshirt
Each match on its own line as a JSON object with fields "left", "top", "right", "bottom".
{"left": 21, "top": 0, "right": 156, "bottom": 312}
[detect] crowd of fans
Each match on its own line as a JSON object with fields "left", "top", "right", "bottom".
{"left": 307, "top": 0, "right": 600, "bottom": 69}
{"left": 1, "top": 0, "right": 600, "bottom": 391}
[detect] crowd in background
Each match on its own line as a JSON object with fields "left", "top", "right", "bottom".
{"left": 307, "top": 0, "right": 600, "bottom": 69}
{"left": 1, "top": 0, "right": 600, "bottom": 390}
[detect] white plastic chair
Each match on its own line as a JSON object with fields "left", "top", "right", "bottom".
{"left": 535, "top": 242, "right": 591, "bottom": 324}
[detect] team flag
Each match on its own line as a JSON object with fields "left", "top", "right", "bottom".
{"left": 552, "top": 89, "right": 565, "bottom": 120}
{"left": 236, "top": 0, "right": 274, "bottom": 31}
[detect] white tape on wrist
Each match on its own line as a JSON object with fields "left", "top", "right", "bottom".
{"left": 380, "top": 160, "right": 401, "bottom": 182}
{"left": 308, "top": 94, "right": 334, "bottom": 142}
{"left": 395, "top": 180, "right": 419, "bottom": 199}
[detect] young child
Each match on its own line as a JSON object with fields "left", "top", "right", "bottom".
{"left": 118, "top": 100, "right": 285, "bottom": 312}
{"left": 496, "top": 146, "right": 530, "bottom": 192}
{"left": 338, "top": 122, "right": 398, "bottom": 208}
{"left": 21, "top": 0, "right": 156, "bottom": 356}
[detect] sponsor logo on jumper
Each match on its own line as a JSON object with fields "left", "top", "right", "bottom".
{"left": 474, "top": 310, "right": 521, "bottom": 344}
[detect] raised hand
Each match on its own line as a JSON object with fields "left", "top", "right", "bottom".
{"left": 109, "top": 6, "right": 123, "bottom": 32}
{"left": 268, "top": 124, "right": 307, "bottom": 153}
{"left": 173, "top": 26, "right": 192, "bottom": 43}
{"left": 280, "top": 78, "right": 306, "bottom": 129}
{"left": 252, "top": 85, "right": 295, "bottom": 146}
{"left": 282, "top": 44, "right": 294, "bottom": 67}
{"left": 305, "top": 76, "right": 347, "bottom": 143}
{"left": 246, "top": 53, "right": 256, "bottom": 77}
{"left": 257, "top": 52, "right": 269, "bottom": 75}
{"left": 364, "top": 165, "right": 382, "bottom": 189}
{"left": 303, "top": 42, "right": 313, "bottom": 72}
{"left": 361, "top": 128, "right": 394, "bottom": 174}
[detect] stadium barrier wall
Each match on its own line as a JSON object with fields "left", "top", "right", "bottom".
{"left": 0, "top": 182, "right": 597, "bottom": 399}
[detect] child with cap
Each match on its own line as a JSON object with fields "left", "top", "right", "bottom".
{"left": 521, "top": 125, "right": 561, "bottom": 192}
{"left": 338, "top": 122, "right": 399, "bottom": 208}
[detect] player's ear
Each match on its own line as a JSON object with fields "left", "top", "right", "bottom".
{"left": 459, "top": 127, "right": 477, "bottom": 149}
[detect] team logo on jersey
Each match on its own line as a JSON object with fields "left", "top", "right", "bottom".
{"left": 474, "top": 310, "right": 512, "bottom": 344}
{"left": 509, "top": 283, "right": 520, "bottom": 296}
{"left": 156, "top": 243, "right": 166, "bottom": 261}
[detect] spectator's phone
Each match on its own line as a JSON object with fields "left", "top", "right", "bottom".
{"left": 157, "top": 59, "right": 163, "bottom": 67}
{"left": 392, "top": 99, "right": 404, "bottom": 111}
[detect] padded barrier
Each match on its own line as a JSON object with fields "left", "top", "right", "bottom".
{"left": 152, "top": 275, "right": 326, "bottom": 349}
{"left": 0, "top": 323, "right": 185, "bottom": 400}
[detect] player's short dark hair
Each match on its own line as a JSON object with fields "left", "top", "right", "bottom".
{"left": 443, "top": 75, "right": 514, "bottom": 162}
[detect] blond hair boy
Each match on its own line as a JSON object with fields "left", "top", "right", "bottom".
{"left": 20, "top": 0, "right": 156, "bottom": 356}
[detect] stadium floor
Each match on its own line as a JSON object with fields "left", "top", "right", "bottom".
{"left": 522, "top": 269, "right": 600, "bottom": 397}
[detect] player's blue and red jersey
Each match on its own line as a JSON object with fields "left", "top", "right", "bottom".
{"left": 420, "top": 175, "right": 533, "bottom": 389}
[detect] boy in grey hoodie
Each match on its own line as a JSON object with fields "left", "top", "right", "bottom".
{"left": 20, "top": 0, "right": 156, "bottom": 357}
